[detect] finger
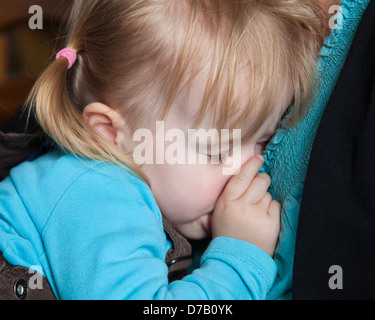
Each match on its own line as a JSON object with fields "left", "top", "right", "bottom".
{"left": 222, "top": 155, "right": 265, "bottom": 201}
{"left": 242, "top": 173, "right": 271, "bottom": 204}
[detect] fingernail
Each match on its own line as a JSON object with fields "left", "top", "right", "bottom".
{"left": 257, "top": 155, "right": 264, "bottom": 162}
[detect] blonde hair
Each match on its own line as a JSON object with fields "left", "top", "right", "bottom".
{"left": 27, "top": 0, "right": 324, "bottom": 182}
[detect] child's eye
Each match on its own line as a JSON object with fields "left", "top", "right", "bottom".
{"left": 206, "top": 153, "right": 220, "bottom": 163}
{"left": 206, "top": 153, "right": 227, "bottom": 164}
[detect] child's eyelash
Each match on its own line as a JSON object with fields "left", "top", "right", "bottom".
{"left": 206, "top": 153, "right": 228, "bottom": 163}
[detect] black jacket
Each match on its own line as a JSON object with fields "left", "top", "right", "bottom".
{"left": 293, "top": 0, "right": 375, "bottom": 299}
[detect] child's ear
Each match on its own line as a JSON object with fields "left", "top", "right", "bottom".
{"left": 83, "top": 102, "right": 124, "bottom": 146}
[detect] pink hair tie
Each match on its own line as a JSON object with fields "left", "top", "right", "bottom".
{"left": 55, "top": 48, "right": 77, "bottom": 69}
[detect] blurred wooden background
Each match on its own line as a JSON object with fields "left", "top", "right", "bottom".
{"left": 0, "top": 0, "right": 72, "bottom": 126}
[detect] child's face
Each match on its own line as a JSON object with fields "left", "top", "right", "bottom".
{"left": 119, "top": 74, "right": 291, "bottom": 240}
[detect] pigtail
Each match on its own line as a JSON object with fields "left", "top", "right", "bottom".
{"left": 26, "top": 52, "right": 148, "bottom": 183}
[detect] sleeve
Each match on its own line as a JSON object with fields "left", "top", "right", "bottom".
{"left": 42, "top": 167, "right": 277, "bottom": 300}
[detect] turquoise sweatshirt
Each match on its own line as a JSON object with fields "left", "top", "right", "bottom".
{"left": 0, "top": 149, "right": 276, "bottom": 300}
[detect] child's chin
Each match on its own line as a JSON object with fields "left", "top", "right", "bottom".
{"left": 184, "top": 230, "right": 211, "bottom": 241}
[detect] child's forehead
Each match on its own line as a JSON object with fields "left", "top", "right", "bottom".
{"left": 175, "top": 64, "right": 246, "bottom": 118}
{"left": 173, "top": 65, "right": 293, "bottom": 140}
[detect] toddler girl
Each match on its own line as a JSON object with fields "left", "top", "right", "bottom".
{"left": 0, "top": 0, "right": 322, "bottom": 299}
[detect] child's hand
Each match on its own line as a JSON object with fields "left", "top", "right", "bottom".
{"left": 212, "top": 156, "right": 281, "bottom": 257}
